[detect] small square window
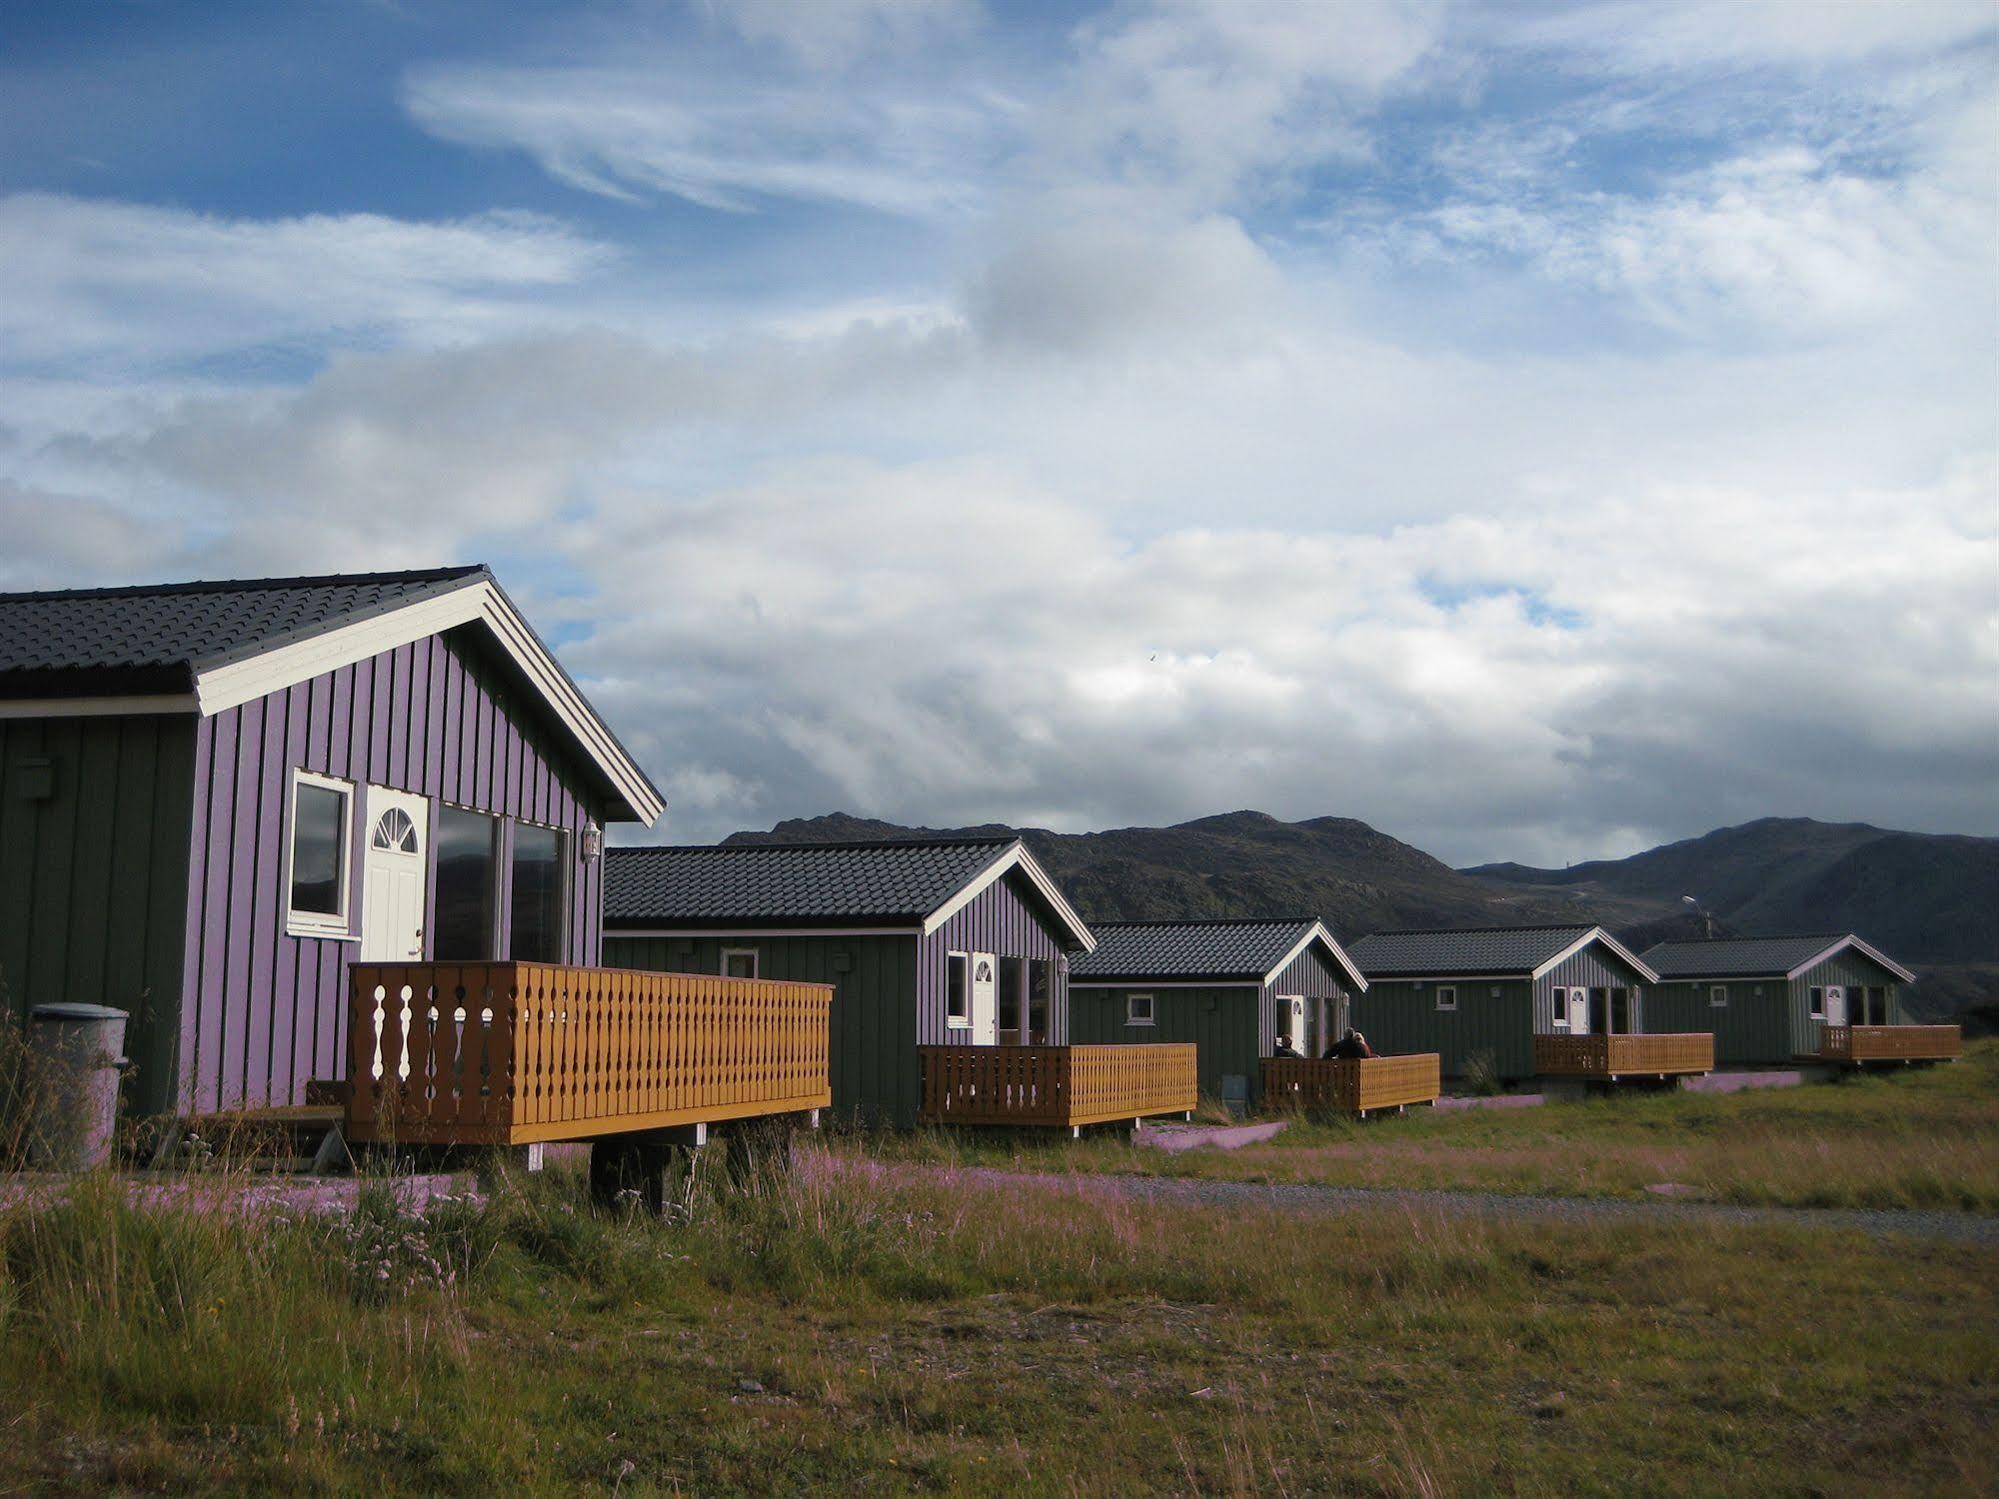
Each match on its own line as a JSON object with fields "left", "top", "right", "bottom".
{"left": 722, "top": 948, "right": 758, "bottom": 980}
{"left": 1435, "top": 985, "right": 1458, "bottom": 1012}
{"left": 1709, "top": 985, "right": 1728, "bottom": 1008}
{"left": 1126, "top": 993, "right": 1155, "bottom": 1026}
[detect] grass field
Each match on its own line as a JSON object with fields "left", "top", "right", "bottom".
{"left": 874, "top": 1042, "right": 1999, "bottom": 1213}
{"left": 2, "top": 1141, "right": 1996, "bottom": 1496}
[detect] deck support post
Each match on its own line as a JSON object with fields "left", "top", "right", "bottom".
{"left": 1070, "top": 1125, "right": 1081, "bottom": 1140}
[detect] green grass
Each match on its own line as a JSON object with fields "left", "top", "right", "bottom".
{"left": 1, "top": 1143, "right": 1995, "bottom": 1495}
{"left": 871, "top": 1040, "right": 1999, "bottom": 1213}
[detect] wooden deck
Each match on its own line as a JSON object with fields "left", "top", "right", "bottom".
{"left": 1261, "top": 1054, "right": 1442, "bottom": 1116}
{"left": 346, "top": 961, "right": 832, "bottom": 1146}
{"left": 1812, "top": 1024, "right": 1962, "bottom": 1064}
{"left": 1534, "top": 1032, "right": 1714, "bottom": 1080}
{"left": 918, "top": 1044, "right": 1198, "bottom": 1130}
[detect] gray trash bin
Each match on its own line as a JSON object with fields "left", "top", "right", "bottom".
{"left": 26, "top": 1003, "right": 128, "bottom": 1171}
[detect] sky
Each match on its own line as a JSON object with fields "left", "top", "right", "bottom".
{"left": 2, "top": 0, "right": 1995, "bottom": 865}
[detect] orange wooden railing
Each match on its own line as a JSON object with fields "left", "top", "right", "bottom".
{"left": 1534, "top": 1032, "right": 1714, "bottom": 1078}
{"left": 1262, "top": 1053, "right": 1441, "bottom": 1115}
{"left": 918, "top": 1045, "right": 1198, "bottom": 1128}
{"left": 347, "top": 962, "right": 832, "bottom": 1146}
{"left": 1816, "top": 1024, "right": 1962, "bottom": 1063}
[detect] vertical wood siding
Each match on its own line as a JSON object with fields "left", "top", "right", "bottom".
{"left": 918, "top": 874, "right": 1073, "bottom": 1046}
{"left": 602, "top": 933, "right": 920, "bottom": 1127}
{"left": 178, "top": 625, "right": 610, "bottom": 1113}
{"left": 0, "top": 715, "right": 196, "bottom": 1114}
{"left": 1789, "top": 952, "right": 1905, "bottom": 1058}
{"left": 1536, "top": 945, "right": 1651, "bottom": 1035}
{"left": 1261, "top": 943, "right": 1354, "bottom": 1059}
{"left": 1353, "top": 978, "right": 1537, "bottom": 1079}
{"left": 1644, "top": 979, "right": 1791, "bottom": 1063}
{"left": 1069, "top": 985, "right": 1261, "bottom": 1103}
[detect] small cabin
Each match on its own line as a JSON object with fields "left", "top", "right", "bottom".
{"left": 1068, "top": 918, "right": 1367, "bottom": 1106}
{"left": 0, "top": 566, "right": 665, "bottom": 1118}
{"left": 1641, "top": 933, "right": 1950, "bottom": 1065}
{"left": 602, "top": 837, "right": 1106, "bottom": 1127}
{"left": 1348, "top": 924, "right": 1709, "bottom": 1083}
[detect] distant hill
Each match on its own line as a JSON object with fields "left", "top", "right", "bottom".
{"left": 726, "top": 809, "right": 1672, "bottom": 939}
{"left": 1462, "top": 816, "right": 1999, "bottom": 964}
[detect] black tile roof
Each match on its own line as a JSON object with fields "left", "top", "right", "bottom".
{"left": 0, "top": 565, "right": 489, "bottom": 696}
{"left": 604, "top": 838, "right": 1019, "bottom": 926}
{"left": 1071, "top": 919, "right": 1325, "bottom": 982}
{"left": 1347, "top": 924, "right": 1600, "bottom": 977}
{"left": 1642, "top": 935, "right": 1867, "bottom": 979}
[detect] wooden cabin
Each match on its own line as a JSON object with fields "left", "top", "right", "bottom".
{"left": 603, "top": 838, "right": 1196, "bottom": 1130}
{"left": 1068, "top": 918, "right": 1368, "bottom": 1107}
{"left": 1348, "top": 924, "right": 1712, "bottom": 1084}
{"left": 0, "top": 566, "right": 833, "bottom": 1155}
{"left": 1641, "top": 933, "right": 1957, "bottom": 1066}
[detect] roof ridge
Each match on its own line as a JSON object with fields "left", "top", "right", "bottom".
{"left": 1645, "top": 931, "right": 1854, "bottom": 947}
{"left": 1092, "top": 916, "right": 1318, "bottom": 929}
{"left": 1357, "top": 922, "right": 1594, "bottom": 938}
{"left": 0, "top": 563, "right": 489, "bottom": 605}
{"left": 609, "top": 836, "right": 1019, "bottom": 855}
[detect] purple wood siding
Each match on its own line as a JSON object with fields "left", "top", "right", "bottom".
{"left": 916, "top": 873, "right": 1073, "bottom": 1045}
{"left": 1259, "top": 941, "right": 1354, "bottom": 1058}
{"left": 176, "top": 626, "right": 611, "bottom": 1113}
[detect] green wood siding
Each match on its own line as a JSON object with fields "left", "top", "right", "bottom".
{"left": 603, "top": 932, "right": 921, "bottom": 1127}
{"left": 1644, "top": 980, "right": 1791, "bottom": 1064}
{"left": 1790, "top": 952, "right": 1906, "bottom": 1058}
{"left": 1070, "top": 985, "right": 1260, "bottom": 1104}
{"left": 1353, "top": 978, "right": 1537, "bottom": 1079}
{"left": 1535, "top": 946, "right": 1650, "bottom": 1034}
{"left": 0, "top": 714, "right": 196, "bottom": 1115}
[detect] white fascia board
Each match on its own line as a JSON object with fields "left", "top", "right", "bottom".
{"left": 605, "top": 926, "right": 920, "bottom": 939}
{"left": 1362, "top": 972, "right": 1533, "bottom": 984}
{"left": 0, "top": 694, "right": 198, "bottom": 719}
{"left": 1786, "top": 935, "right": 1916, "bottom": 985}
{"left": 190, "top": 579, "right": 665, "bottom": 826}
{"left": 919, "top": 841, "right": 1099, "bottom": 952}
{"left": 1531, "top": 927, "right": 1661, "bottom": 984}
{"left": 1069, "top": 980, "right": 1261, "bottom": 989}
{"left": 1260, "top": 921, "right": 1370, "bottom": 993}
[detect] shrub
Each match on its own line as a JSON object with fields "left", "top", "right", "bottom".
{"left": 1462, "top": 1049, "right": 1505, "bottom": 1096}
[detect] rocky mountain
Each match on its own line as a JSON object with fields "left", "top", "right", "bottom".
{"left": 724, "top": 813, "right": 1999, "bottom": 1015}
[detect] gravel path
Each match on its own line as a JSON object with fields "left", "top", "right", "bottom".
{"left": 914, "top": 1165, "right": 1999, "bottom": 1247}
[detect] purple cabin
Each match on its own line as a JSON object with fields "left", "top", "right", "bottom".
{"left": 0, "top": 566, "right": 664, "bottom": 1118}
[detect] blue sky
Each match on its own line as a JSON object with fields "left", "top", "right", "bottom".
{"left": 2, "top": 0, "right": 1994, "bottom": 862}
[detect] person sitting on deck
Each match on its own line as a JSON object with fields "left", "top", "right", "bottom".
{"left": 1324, "top": 1029, "right": 1375, "bottom": 1061}
{"left": 1272, "top": 1034, "right": 1305, "bottom": 1061}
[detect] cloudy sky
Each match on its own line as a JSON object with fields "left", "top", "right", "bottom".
{"left": 4, "top": 0, "right": 1995, "bottom": 863}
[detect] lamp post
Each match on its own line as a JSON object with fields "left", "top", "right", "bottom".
{"left": 1680, "top": 893, "right": 1715, "bottom": 940}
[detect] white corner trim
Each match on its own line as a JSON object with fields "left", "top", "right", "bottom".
{"left": 1259, "top": 921, "right": 1370, "bottom": 993}
{"left": 189, "top": 579, "right": 665, "bottom": 826}
{"left": 919, "top": 841, "right": 1098, "bottom": 952}
{"left": 0, "top": 694, "right": 199, "bottom": 719}
{"left": 1786, "top": 935, "right": 1916, "bottom": 985}
{"left": 1531, "top": 927, "right": 1660, "bottom": 984}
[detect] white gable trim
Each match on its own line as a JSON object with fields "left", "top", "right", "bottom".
{"left": 1531, "top": 927, "right": 1660, "bottom": 984}
{"left": 1785, "top": 935, "right": 1916, "bottom": 984}
{"left": 0, "top": 694, "right": 198, "bottom": 719}
{"left": 1260, "top": 921, "right": 1369, "bottom": 993}
{"left": 919, "top": 841, "right": 1098, "bottom": 952}
{"left": 190, "top": 578, "right": 664, "bottom": 826}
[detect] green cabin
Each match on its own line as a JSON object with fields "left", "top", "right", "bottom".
{"left": 1068, "top": 918, "right": 1368, "bottom": 1108}
{"left": 601, "top": 836, "right": 1097, "bottom": 1128}
{"left": 1348, "top": 924, "right": 1661, "bottom": 1081}
{"left": 1639, "top": 933, "right": 1915, "bottom": 1064}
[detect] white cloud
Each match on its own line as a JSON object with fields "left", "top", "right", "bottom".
{"left": 704, "top": 0, "right": 982, "bottom": 70}
{"left": 0, "top": 194, "right": 611, "bottom": 367}
{"left": 1505, "top": 0, "right": 1997, "bottom": 72}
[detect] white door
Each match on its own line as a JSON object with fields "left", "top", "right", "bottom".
{"left": 1568, "top": 987, "right": 1591, "bottom": 1034}
{"left": 970, "top": 952, "right": 998, "bottom": 1045}
{"left": 361, "top": 786, "right": 428, "bottom": 962}
{"left": 1823, "top": 985, "right": 1847, "bottom": 1025}
{"left": 1278, "top": 996, "right": 1306, "bottom": 1053}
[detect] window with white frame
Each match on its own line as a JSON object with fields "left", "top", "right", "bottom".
{"left": 946, "top": 952, "right": 970, "bottom": 1027}
{"left": 286, "top": 770, "right": 353, "bottom": 938}
{"left": 1709, "top": 984, "right": 1728, "bottom": 1008}
{"left": 722, "top": 948, "right": 759, "bottom": 980}
{"left": 1126, "top": 992, "right": 1155, "bottom": 1026}
{"left": 1551, "top": 986, "right": 1569, "bottom": 1028}
{"left": 1435, "top": 985, "right": 1458, "bottom": 1012}
{"left": 1808, "top": 986, "right": 1825, "bottom": 1018}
